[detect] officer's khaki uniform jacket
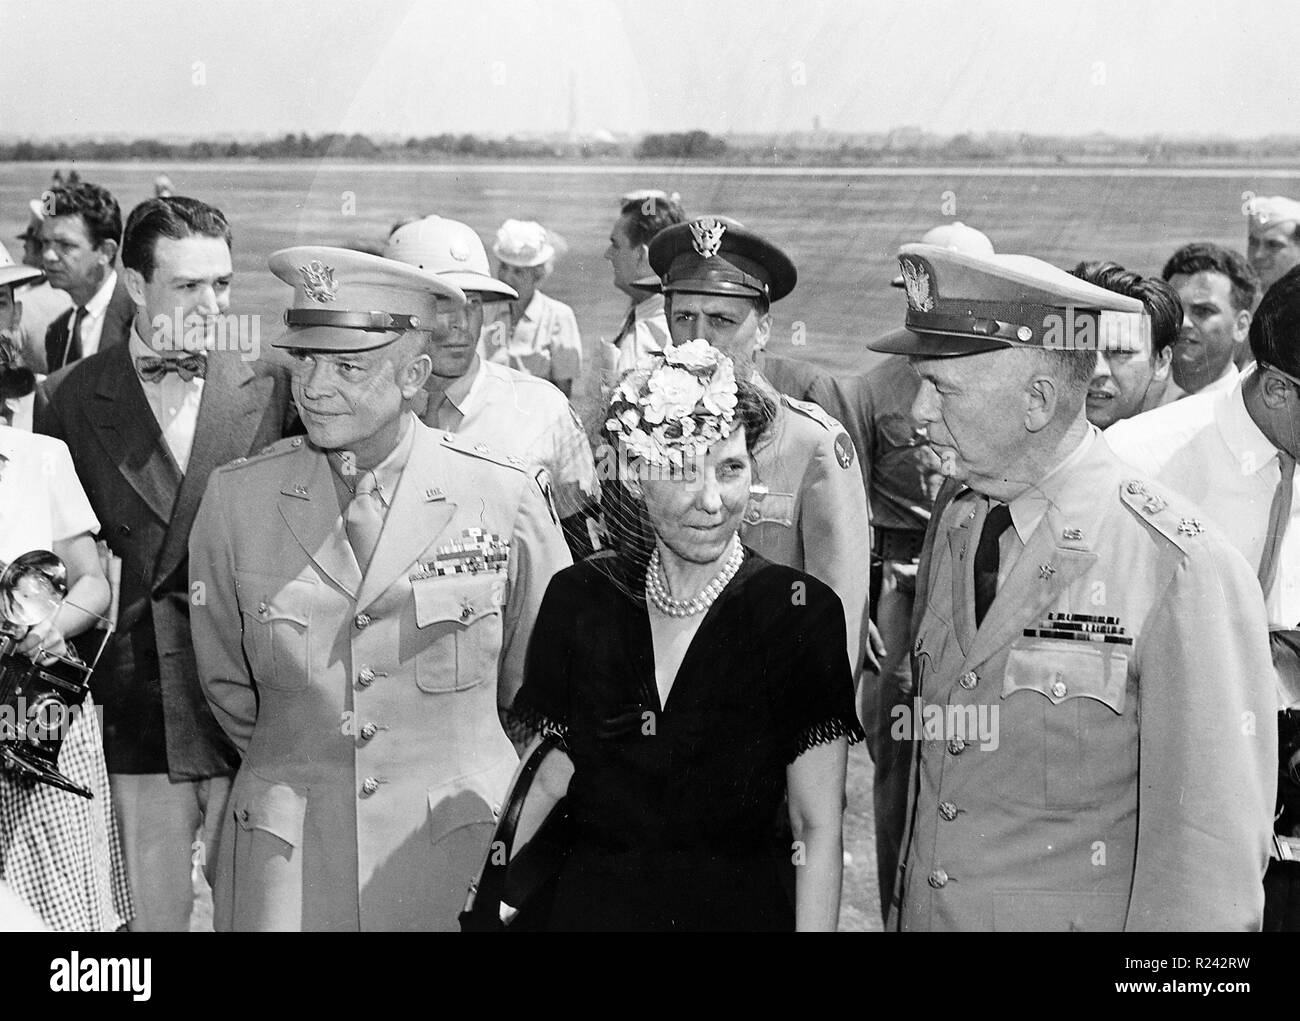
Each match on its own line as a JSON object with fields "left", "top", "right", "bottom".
{"left": 189, "top": 418, "right": 571, "bottom": 931}
{"left": 894, "top": 430, "right": 1277, "bottom": 931}
{"left": 742, "top": 376, "right": 871, "bottom": 673}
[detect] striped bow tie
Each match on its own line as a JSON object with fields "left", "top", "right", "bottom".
{"left": 135, "top": 354, "right": 208, "bottom": 383}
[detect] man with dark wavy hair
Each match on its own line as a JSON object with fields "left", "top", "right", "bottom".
{"left": 600, "top": 189, "right": 686, "bottom": 378}
{"left": 38, "top": 181, "right": 134, "bottom": 372}
{"left": 1070, "top": 260, "right": 1180, "bottom": 428}
{"left": 37, "top": 194, "right": 297, "bottom": 931}
{"left": 1161, "top": 242, "right": 1259, "bottom": 397}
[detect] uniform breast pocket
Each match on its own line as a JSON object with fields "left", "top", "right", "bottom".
{"left": 237, "top": 572, "right": 315, "bottom": 692}
{"left": 1001, "top": 637, "right": 1134, "bottom": 810}
{"left": 742, "top": 487, "right": 795, "bottom": 529}
{"left": 411, "top": 574, "right": 506, "bottom": 693}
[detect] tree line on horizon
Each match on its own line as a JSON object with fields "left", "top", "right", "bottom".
{"left": 3, "top": 130, "right": 1298, "bottom": 164}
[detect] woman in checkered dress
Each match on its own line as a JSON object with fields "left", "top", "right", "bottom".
{"left": 0, "top": 425, "right": 132, "bottom": 931}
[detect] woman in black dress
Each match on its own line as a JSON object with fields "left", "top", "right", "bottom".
{"left": 513, "top": 341, "right": 862, "bottom": 931}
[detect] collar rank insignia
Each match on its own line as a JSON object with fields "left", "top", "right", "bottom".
{"left": 299, "top": 260, "right": 338, "bottom": 303}
{"left": 899, "top": 256, "right": 936, "bottom": 312}
{"left": 689, "top": 217, "right": 727, "bottom": 259}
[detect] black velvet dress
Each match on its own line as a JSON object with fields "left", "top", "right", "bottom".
{"left": 512, "top": 548, "right": 864, "bottom": 932}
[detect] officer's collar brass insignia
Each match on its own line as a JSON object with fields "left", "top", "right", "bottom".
{"left": 899, "top": 256, "right": 936, "bottom": 312}
{"left": 689, "top": 218, "right": 727, "bottom": 259}
{"left": 298, "top": 260, "right": 338, "bottom": 303}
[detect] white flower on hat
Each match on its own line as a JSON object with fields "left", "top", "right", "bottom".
{"left": 605, "top": 341, "right": 739, "bottom": 469}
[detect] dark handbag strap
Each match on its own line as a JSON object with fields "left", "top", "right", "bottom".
{"left": 460, "top": 734, "right": 561, "bottom": 931}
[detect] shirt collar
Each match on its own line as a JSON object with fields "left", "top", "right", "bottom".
{"left": 427, "top": 355, "right": 482, "bottom": 418}
{"left": 1217, "top": 367, "right": 1278, "bottom": 476}
{"left": 633, "top": 292, "right": 664, "bottom": 322}
{"left": 518, "top": 290, "right": 545, "bottom": 323}
{"left": 83, "top": 270, "right": 117, "bottom": 317}
{"left": 1006, "top": 426, "right": 1098, "bottom": 544}
{"left": 330, "top": 411, "right": 416, "bottom": 507}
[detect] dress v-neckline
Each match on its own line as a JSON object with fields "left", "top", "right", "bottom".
{"left": 629, "top": 552, "right": 752, "bottom": 716}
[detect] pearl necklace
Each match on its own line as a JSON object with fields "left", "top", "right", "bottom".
{"left": 645, "top": 537, "right": 744, "bottom": 618}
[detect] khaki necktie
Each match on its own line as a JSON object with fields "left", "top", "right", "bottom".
{"left": 1259, "top": 450, "right": 1296, "bottom": 597}
{"left": 346, "top": 471, "right": 384, "bottom": 572}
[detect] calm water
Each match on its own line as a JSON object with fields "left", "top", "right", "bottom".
{"left": 5, "top": 161, "right": 1295, "bottom": 406}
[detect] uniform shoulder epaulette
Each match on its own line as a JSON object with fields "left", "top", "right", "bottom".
{"left": 1118, "top": 477, "right": 1203, "bottom": 555}
{"left": 780, "top": 395, "right": 857, "bottom": 470}
{"left": 781, "top": 394, "right": 842, "bottom": 432}
{"left": 439, "top": 431, "right": 528, "bottom": 473}
{"left": 217, "top": 435, "right": 306, "bottom": 473}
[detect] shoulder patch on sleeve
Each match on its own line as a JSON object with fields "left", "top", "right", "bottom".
{"left": 1118, "top": 478, "right": 1196, "bottom": 555}
{"left": 440, "top": 431, "right": 527, "bottom": 473}
{"left": 533, "top": 467, "right": 558, "bottom": 524}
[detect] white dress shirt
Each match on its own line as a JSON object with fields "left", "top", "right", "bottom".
{"left": 75, "top": 270, "right": 118, "bottom": 359}
{"left": 1188, "top": 360, "right": 1240, "bottom": 399}
{"left": 490, "top": 290, "right": 583, "bottom": 386}
{"left": 1105, "top": 368, "right": 1300, "bottom": 632}
{"left": 423, "top": 356, "right": 598, "bottom": 519}
{"left": 128, "top": 329, "right": 204, "bottom": 474}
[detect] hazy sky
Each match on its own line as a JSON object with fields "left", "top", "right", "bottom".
{"left": 2, "top": 0, "right": 1295, "bottom": 139}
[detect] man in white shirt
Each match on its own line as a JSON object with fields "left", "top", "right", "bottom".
{"left": 37, "top": 195, "right": 297, "bottom": 931}
{"left": 598, "top": 189, "right": 685, "bottom": 381}
{"left": 1106, "top": 265, "right": 1300, "bottom": 929}
{"left": 1160, "top": 242, "right": 1258, "bottom": 398}
{"left": 385, "top": 215, "right": 601, "bottom": 559}
{"left": 490, "top": 219, "right": 583, "bottom": 398}
{"left": 38, "top": 182, "right": 135, "bottom": 373}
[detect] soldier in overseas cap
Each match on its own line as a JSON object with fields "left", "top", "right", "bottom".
{"left": 1247, "top": 195, "right": 1300, "bottom": 295}
{"left": 873, "top": 243, "right": 1277, "bottom": 931}
{"left": 385, "top": 216, "right": 601, "bottom": 560}
{"left": 188, "top": 246, "right": 572, "bottom": 931}
{"left": 645, "top": 216, "right": 873, "bottom": 679}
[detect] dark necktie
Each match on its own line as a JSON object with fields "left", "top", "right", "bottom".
{"left": 135, "top": 353, "right": 208, "bottom": 383}
{"left": 53, "top": 306, "right": 88, "bottom": 370}
{"left": 0, "top": 403, "right": 12, "bottom": 427}
{"left": 615, "top": 305, "right": 637, "bottom": 347}
{"left": 973, "top": 501, "right": 1014, "bottom": 627}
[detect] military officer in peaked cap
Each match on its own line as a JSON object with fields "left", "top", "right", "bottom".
{"left": 875, "top": 243, "right": 1277, "bottom": 930}
{"left": 188, "top": 247, "right": 572, "bottom": 931}
{"left": 644, "top": 217, "right": 873, "bottom": 676}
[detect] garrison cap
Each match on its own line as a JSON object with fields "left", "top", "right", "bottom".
{"left": 1247, "top": 195, "right": 1300, "bottom": 232}
{"left": 870, "top": 243, "right": 1149, "bottom": 358}
{"left": 269, "top": 245, "right": 466, "bottom": 352}
{"left": 385, "top": 215, "right": 517, "bottom": 300}
{"left": 642, "top": 216, "right": 797, "bottom": 303}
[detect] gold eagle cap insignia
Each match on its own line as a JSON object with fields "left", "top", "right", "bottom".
{"left": 689, "top": 218, "right": 727, "bottom": 259}
{"left": 298, "top": 260, "right": 338, "bottom": 303}
{"left": 899, "top": 256, "right": 935, "bottom": 312}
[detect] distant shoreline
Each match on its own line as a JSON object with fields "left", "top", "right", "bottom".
{"left": 3, "top": 160, "right": 1298, "bottom": 180}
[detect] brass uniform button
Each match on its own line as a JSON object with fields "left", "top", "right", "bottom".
{"left": 947, "top": 737, "right": 966, "bottom": 756}
{"left": 928, "top": 869, "right": 950, "bottom": 889}
{"left": 354, "top": 613, "right": 372, "bottom": 630}
{"left": 939, "top": 801, "right": 959, "bottom": 821}
{"left": 360, "top": 722, "right": 379, "bottom": 741}
{"left": 361, "top": 777, "right": 380, "bottom": 796}
{"left": 357, "top": 667, "right": 376, "bottom": 688}
{"left": 958, "top": 671, "right": 978, "bottom": 690}
{"left": 1051, "top": 681, "right": 1068, "bottom": 699}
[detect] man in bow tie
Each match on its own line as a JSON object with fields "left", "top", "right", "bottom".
{"left": 36, "top": 195, "right": 298, "bottom": 931}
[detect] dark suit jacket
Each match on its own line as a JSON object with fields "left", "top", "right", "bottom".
{"left": 39, "top": 272, "right": 134, "bottom": 374}
{"left": 36, "top": 343, "right": 298, "bottom": 778}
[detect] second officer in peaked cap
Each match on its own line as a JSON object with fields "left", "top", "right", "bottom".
{"left": 189, "top": 245, "right": 571, "bottom": 932}
{"left": 642, "top": 216, "right": 873, "bottom": 680}
{"left": 872, "top": 243, "right": 1276, "bottom": 931}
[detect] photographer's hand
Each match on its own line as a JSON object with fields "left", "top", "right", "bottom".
{"left": 16, "top": 618, "right": 67, "bottom": 664}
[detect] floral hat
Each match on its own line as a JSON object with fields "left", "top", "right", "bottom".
{"left": 605, "top": 339, "right": 738, "bottom": 469}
